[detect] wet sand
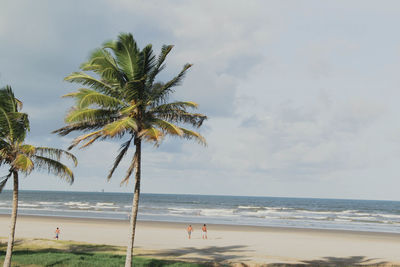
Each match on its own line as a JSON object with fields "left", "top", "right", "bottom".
{"left": 1, "top": 214, "right": 400, "bottom": 265}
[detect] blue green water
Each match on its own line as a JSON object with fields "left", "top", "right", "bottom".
{"left": 0, "top": 190, "right": 399, "bottom": 233}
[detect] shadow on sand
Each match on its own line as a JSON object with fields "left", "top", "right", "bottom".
{"left": 140, "top": 245, "right": 252, "bottom": 263}
{"left": 0, "top": 239, "right": 23, "bottom": 250}
{"left": 66, "top": 243, "right": 122, "bottom": 254}
{"left": 268, "top": 255, "right": 390, "bottom": 267}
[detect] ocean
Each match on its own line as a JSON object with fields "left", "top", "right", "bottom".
{"left": 0, "top": 190, "right": 399, "bottom": 233}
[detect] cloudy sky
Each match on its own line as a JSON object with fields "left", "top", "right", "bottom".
{"left": 1, "top": 0, "right": 400, "bottom": 200}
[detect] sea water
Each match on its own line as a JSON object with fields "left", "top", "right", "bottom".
{"left": 0, "top": 190, "right": 399, "bottom": 233}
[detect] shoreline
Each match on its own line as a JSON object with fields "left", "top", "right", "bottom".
{"left": 1, "top": 214, "right": 400, "bottom": 265}
{"left": 1, "top": 213, "right": 400, "bottom": 237}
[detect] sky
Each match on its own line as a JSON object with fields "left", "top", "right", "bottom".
{"left": 1, "top": 0, "right": 400, "bottom": 200}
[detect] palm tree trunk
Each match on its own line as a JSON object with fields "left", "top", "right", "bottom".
{"left": 125, "top": 139, "right": 141, "bottom": 267}
{"left": 3, "top": 171, "right": 19, "bottom": 267}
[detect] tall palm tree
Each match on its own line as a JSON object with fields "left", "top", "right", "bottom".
{"left": 54, "top": 33, "right": 207, "bottom": 266}
{"left": 0, "top": 86, "right": 77, "bottom": 267}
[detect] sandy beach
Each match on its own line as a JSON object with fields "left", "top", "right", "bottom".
{"left": 1, "top": 215, "right": 400, "bottom": 266}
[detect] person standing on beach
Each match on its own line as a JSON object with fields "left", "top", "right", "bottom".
{"left": 187, "top": 225, "right": 193, "bottom": 239}
{"left": 201, "top": 224, "right": 207, "bottom": 239}
{"left": 55, "top": 227, "right": 60, "bottom": 240}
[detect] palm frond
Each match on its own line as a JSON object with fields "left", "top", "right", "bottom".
{"left": 64, "top": 88, "right": 124, "bottom": 109}
{"left": 20, "top": 144, "right": 36, "bottom": 155}
{"left": 103, "top": 117, "right": 138, "bottom": 137}
{"left": 120, "top": 102, "right": 139, "bottom": 115}
{"left": 120, "top": 154, "right": 136, "bottom": 186}
{"left": 12, "top": 154, "right": 34, "bottom": 174}
{"left": 53, "top": 119, "right": 112, "bottom": 136}
{"left": 137, "top": 44, "right": 156, "bottom": 80}
{"left": 64, "top": 72, "right": 117, "bottom": 95}
{"left": 107, "top": 136, "right": 133, "bottom": 180}
{"left": 35, "top": 147, "right": 78, "bottom": 167}
{"left": 122, "top": 78, "right": 145, "bottom": 102}
{"left": 0, "top": 139, "right": 11, "bottom": 152}
{"left": 0, "top": 171, "right": 12, "bottom": 193}
{"left": 65, "top": 108, "right": 118, "bottom": 124}
{"left": 32, "top": 155, "right": 74, "bottom": 184}
{"left": 68, "top": 130, "right": 103, "bottom": 150}
{"left": 0, "top": 86, "right": 18, "bottom": 113}
{"left": 83, "top": 48, "right": 126, "bottom": 84}
{"left": 179, "top": 127, "right": 207, "bottom": 145}
{"left": 153, "top": 119, "right": 183, "bottom": 136}
{"left": 0, "top": 107, "right": 13, "bottom": 140}
{"left": 4, "top": 112, "right": 30, "bottom": 142}
{"left": 139, "top": 127, "right": 164, "bottom": 144}
{"left": 152, "top": 105, "right": 207, "bottom": 127}
{"left": 147, "top": 45, "right": 174, "bottom": 87}
{"left": 80, "top": 134, "right": 102, "bottom": 148}
{"left": 104, "top": 33, "right": 139, "bottom": 80}
{"left": 150, "top": 63, "right": 192, "bottom": 105}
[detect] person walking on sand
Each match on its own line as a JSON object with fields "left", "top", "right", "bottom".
{"left": 201, "top": 224, "right": 207, "bottom": 239}
{"left": 187, "top": 225, "right": 193, "bottom": 239}
{"left": 55, "top": 227, "right": 60, "bottom": 240}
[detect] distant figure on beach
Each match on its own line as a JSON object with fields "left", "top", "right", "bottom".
{"left": 54, "top": 227, "right": 60, "bottom": 240}
{"left": 201, "top": 224, "right": 207, "bottom": 239}
{"left": 187, "top": 225, "right": 193, "bottom": 239}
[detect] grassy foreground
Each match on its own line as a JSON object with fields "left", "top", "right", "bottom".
{"left": 0, "top": 238, "right": 208, "bottom": 267}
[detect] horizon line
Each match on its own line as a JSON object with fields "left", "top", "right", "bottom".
{"left": 1, "top": 189, "right": 399, "bottom": 202}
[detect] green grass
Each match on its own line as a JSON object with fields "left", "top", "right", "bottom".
{"left": 0, "top": 239, "right": 209, "bottom": 267}
{"left": 0, "top": 249, "right": 206, "bottom": 267}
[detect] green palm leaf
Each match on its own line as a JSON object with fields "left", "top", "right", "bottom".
{"left": 12, "top": 154, "right": 34, "bottom": 174}
{"left": 65, "top": 108, "right": 117, "bottom": 123}
{"left": 179, "top": 127, "right": 207, "bottom": 145}
{"left": 35, "top": 147, "right": 78, "bottom": 167}
{"left": 147, "top": 45, "right": 174, "bottom": 87}
{"left": 139, "top": 127, "right": 164, "bottom": 143}
{"left": 64, "top": 88, "right": 124, "bottom": 109}
{"left": 153, "top": 119, "right": 183, "bottom": 136}
{"left": 64, "top": 72, "right": 118, "bottom": 96}
{"left": 108, "top": 136, "right": 133, "bottom": 180}
{"left": 104, "top": 33, "right": 139, "bottom": 80}
{"left": 103, "top": 117, "right": 138, "bottom": 137}
{"left": 0, "top": 172, "right": 12, "bottom": 193}
{"left": 32, "top": 155, "right": 74, "bottom": 184}
{"left": 150, "top": 63, "right": 192, "bottom": 105}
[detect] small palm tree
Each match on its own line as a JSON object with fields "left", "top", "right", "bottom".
{"left": 0, "top": 86, "right": 77, "bottom": 267}
{"left": 54, "top": 33, "right": 207, "bottom": 266}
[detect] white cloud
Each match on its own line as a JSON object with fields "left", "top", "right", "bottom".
{"left": 2, "top": 0, "right": 400, "bottom": 199}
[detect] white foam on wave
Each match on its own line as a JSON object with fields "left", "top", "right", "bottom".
{"left": 200, "top": 208, "right": 237, "bottom": 217}
{"left": 238, "top": 205, "right": 262, "bottom": 209}
{"left": 19, "top": 203, "right": 39, "bottom": 208}
{"left": 377, "top": 214, "right": 400, "bottom": 219}
{"left": 64, "top": 201, "right": 90, "bottom": 207}
{"left": 92, "top": 205, "right": 117, "bottom": 209}
{"left": 167, "top": 207, "right": 199, "bottom": 215}
{"left": 96, "top": 202, "right": 115, "bottom": 206}
{"left": 38, "top": 201, "right": 58, "bottom": 205}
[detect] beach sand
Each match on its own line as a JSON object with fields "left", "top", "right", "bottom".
{"left": 1, "top": 215, "right": 400, "bottom": 266}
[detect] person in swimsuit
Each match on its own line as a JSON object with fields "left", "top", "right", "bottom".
{"left": 201, "top": 224, "right": 207, "bottom": 239}
{"left": 187, "top": 225, "right": 193, "bottom": 239}
{"left": 55, "top": 227, "right": 60, "bottom": 240}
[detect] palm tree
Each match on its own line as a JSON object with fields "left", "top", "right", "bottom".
{"left": 0, "top": 86, "right": 77, "bottom": 267}
{"left": 54, "top": 33, "right": 207, "bottom": 266}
